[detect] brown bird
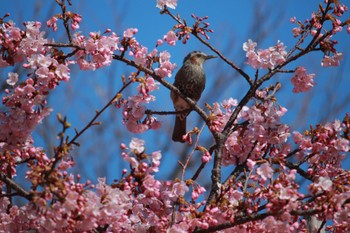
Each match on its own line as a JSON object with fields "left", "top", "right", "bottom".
{"left": 171, "top": 51, "right": 216, "bottom": 142}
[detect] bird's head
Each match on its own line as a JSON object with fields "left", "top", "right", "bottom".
{"left": 183, "top": 51, "right": 217, "bottom": 66}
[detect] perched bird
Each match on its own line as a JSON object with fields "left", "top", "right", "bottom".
{"left": 171, "top": 51, "right": 216, "bottom": 142}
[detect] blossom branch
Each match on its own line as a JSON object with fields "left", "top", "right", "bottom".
{"left": 145, "top": 109, "right": 190, "bottom": 116}
{"left": 56, "top": 0, "right": 73, "bottom": 43}
{"left": 0, "top": 173, "right": 32, "bottom": 201}
{"left": 161, "top": 8, "right": 253, "bottom": 86}
{"left": 195, "top": 208, "right": 320, "bottom": 233}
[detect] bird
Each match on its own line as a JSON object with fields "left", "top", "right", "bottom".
{"left": 171, "top": 51, "right": 216, "bottom": 142}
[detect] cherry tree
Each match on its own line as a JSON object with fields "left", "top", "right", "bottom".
{"left": 0, "top": 0, "right": 350, "bottom": 232}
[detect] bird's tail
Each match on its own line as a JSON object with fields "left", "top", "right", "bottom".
{"left": 172, "top": 116, "right": 186, "bottom": 142}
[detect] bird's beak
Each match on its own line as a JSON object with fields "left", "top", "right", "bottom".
{"left": 205, "top": 55, "right": 217, "bottom": 60}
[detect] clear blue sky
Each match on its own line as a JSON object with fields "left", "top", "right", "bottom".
{"left": 1, "top": 1, "right": 349, "bottom": 183}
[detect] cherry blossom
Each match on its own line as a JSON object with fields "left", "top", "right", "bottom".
{"left": 243, "top": 39, "right": 287, "bottom": 69}
{"left": 257, "top": 162, "right": 274, "bottom": 182}
{"left": 156, "top": 0, "right": 178, "bottom": 9}
{"left": 290, "top": 66, "right": 315, "bottom": 93}
{"left": 321, "top": 52, "right": 343, "bottom": 67}
{"left": 163, "top": 30, "right": 177, "bottom": 46}
{"left": 155, "top": 50, "right": 177, "bottom": 78}
{"left": 0, "top": 1, "right": 349, "bottom": 232}
{"left": 73, "top": 31, "right": 119, "bottom": 70}
{"left": 6, "top": 72, "right": 18, "bottom": 86}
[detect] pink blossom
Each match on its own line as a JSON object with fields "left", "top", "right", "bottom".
{"left": 314, "top": 176, "right": 333, "bottom": 191}
{"left": 143, "top": 175, "right": 162, "bottom": 197}
{"left": 150, "top": 151, "right": 162, "bottom": 171}
{"left": 192, "top": 186, "right": 206, "bottom": 200}
{"left": 257, "top": 162, "right": 273, "bottom": 182}
{"left": 173, "top": 181, "right": 189, "bottom": 197}
{"left": 55, "top": 64, "right": 70, "bottom": 81}
{"left": 292, "top": 27, "right": 302, "bottom": 37}
{"left": 279, "top": 186, "right": 298, "bottom": 201}
{"left": 163, "top": 30, "right": 177, "bottom": 46}
{"left": 155, "top": 51, "right": 177, "bottom": 78}
{"left": 321, "top": 52, "right": 343, "bottom": 67}
{"left": 334, "top": 138, "right": 350, "bottom": 151}
{"left": 291, "top": 66, "right": 315, "bottom": 93}
{"left": 20, "top": 22, "right": 48, "bottom": 57}
{"left": 243, "top": 40, "right": 287, "bottom": 69}
{"left": 73, "top": 31, "right": 119, "bottom": 70}
{"left": 242, "top": 39, "right": 257, "bottom": 51}
{"left": 225, "top": 189, "right": 243, "bottom": 207}
{"left": 6, "top": 72, "right": 19, "bottom": 86}
{"left": 334, "top": 206, "right": 350, "bottom": 229}
{"left": 247, "top": 159, "right": 256, "bottom": 169}
{"left": 123, "top": 28, "right": 138, "bottom": 38}
{"left": 46, "top": 16, "right": 58, "bottom": 31}
{"left": 122, "top": 152, "right": 139, "bottom": 168}
{"left": 201, "top": 149, "right": 212, "bottom": 163}
{"left": 156, "top": 0, "right": 177, "bottom": 9}
{"left": 129, "top": 138, "right": 145, "bottom": 154}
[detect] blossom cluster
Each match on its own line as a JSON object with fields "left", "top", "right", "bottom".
{"left": 209, "top": 98, "right": 290, "bottom": 165}
{"left": 73, "top": 31, "right": 119, "bottom": 70}
{"left": 243, "top": 39, "right": 287, "bottom": 69}
{"left": 293, "top": 118, "right": 350, "bottom": 231}
{"left": 0, "top": 0, "right": 349, "bottom": 232}
{"left": 117, "top": 29, "right": 176, "bottom": 133}
{"left": 156, "top": 0, "right": 178, "bottom": 9}
{"left": 46, "top": 11, "right": 82, "bottom": 32}
{"left": 290, "top": 1, "right": 347, "bottom": 67}
{"left": 120, "top": 76, "right": 162, "bottom": 133}
{"left": 290, "top": 66, "right": 315, "bottom": 93}
{"left": 0, "top": 21, "right": 70, "bottom": 178}
{"left": 124, "top": 29, "right": 177, "bottom": 78}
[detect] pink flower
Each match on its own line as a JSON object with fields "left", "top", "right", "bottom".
{"left": 291, "top": 66, "right": 315, "bottom": 93}
{"left": 257, "top": 162, "right": 273, "bottom": 182}
{"left": 243, "top": 40, "right": 287, "bottom": 69}
{"left": 6, "top": 72, "right": 19, "bottom": 86}
{"left": 151, "top": 151, "right": 162, "bottom": 170}
{"left": 46, "top": 16, "right": 58, "bottom": 31}
{"left": 173, "top": 181, "right": 189, "bottom": 197}
{"left": 156, "top": 39, "right": 163, "bottom": 46}
{"left": 279, "top": 186, "right": 298, "bottom": 201}
{"left": 292, "top": 27, "right": 302, "bottom": 37}
{"left": 192, "top": 186, "right": 206, "bottom": 200}
{"left": 156, "top": 0, "right": 177, "bottom": 9}
{"left": 321, "top": 52, "right": 343, "bottom": 67}
{"left": 155, "top": 51, "right": 176, "bottom": 78}
{"left": 314, "top": 176, "right": 333, "bottom": 191}
{"left": 66, "top": 13, "right": 82, "bottom": 31}
{"left": 55, "top": 64, "right": 70, "bottom": 81}
{"left": 133, "top": 46, "right": 148, "bottom": 66}
{"left": 123, "top": 28, "right": 138, "bottom": 38}
{"left": 334, "top": 138, "right": 350, "bottom": 151}
{"left": 73, "top": 31, "right": 119, "bottom": 70}
{"left": 143, "top": 175, "right": 161, "bottom": 197}
{"left": 242, "top": 39, "right": 257, "bottom": 52}
{"left": 247, "top": 159, "right": 256, "bottom": 169}
{"left": 163, "top": 31, "right": 177, "bottom": 46}
{"left": 201, "top": 150, "right": 211, "bottom": 163}
{"left": 129, "top": 138, "right": 145, "bottom": 154}
{"left": 225, "top": 189, "right": 243, "bottom": 207}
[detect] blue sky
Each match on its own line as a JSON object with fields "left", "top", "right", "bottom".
{"left": 1, "top": 1, "right": 349, "bottom": 184}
